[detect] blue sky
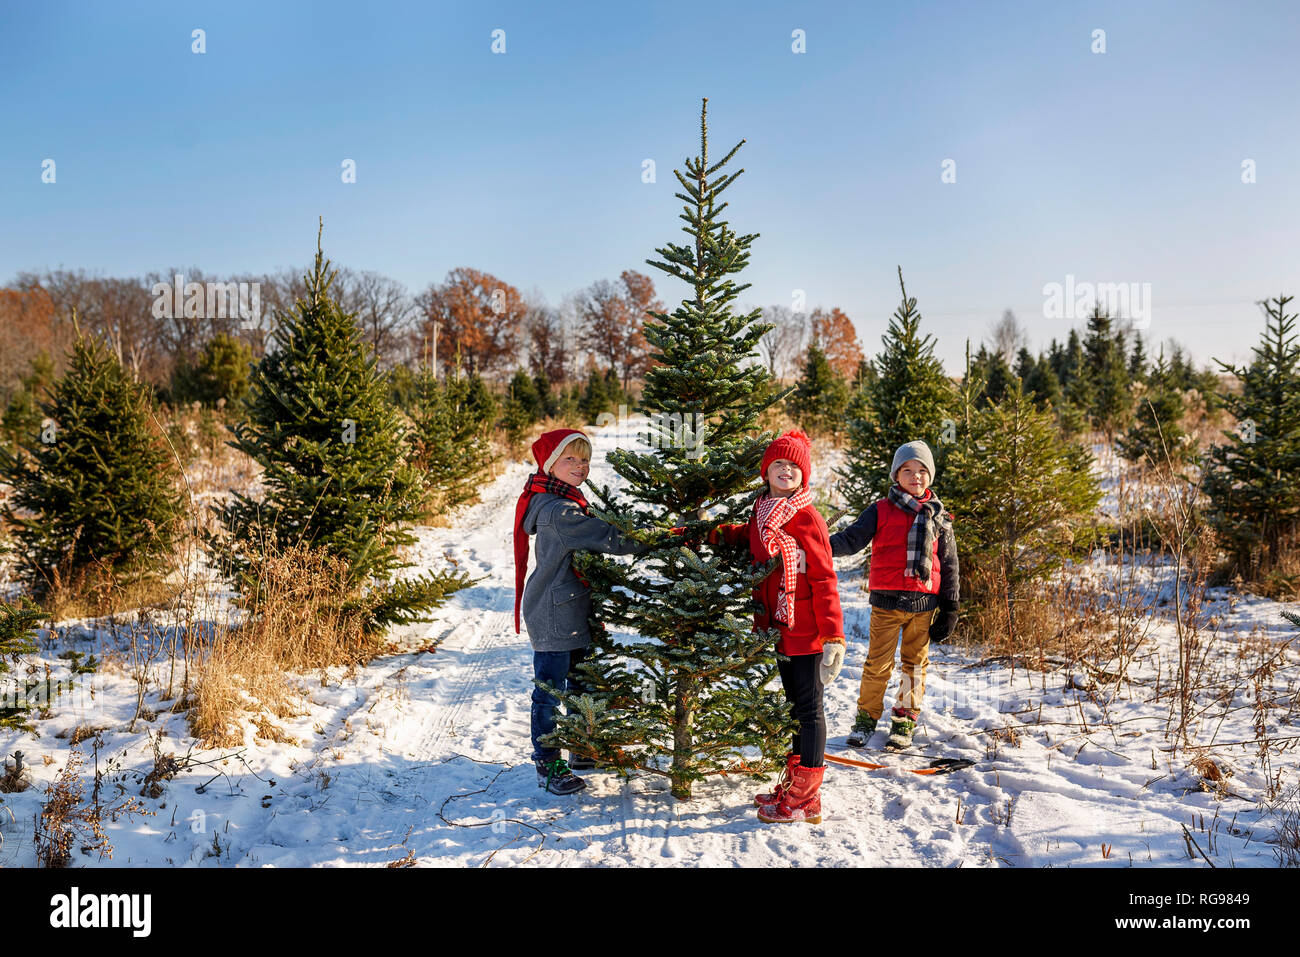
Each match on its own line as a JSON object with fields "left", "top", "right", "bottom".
{"left": 2, "top": 0, "right": 1297, "bottom": 371}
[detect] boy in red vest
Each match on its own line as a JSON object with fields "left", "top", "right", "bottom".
{"left": 709, "top": 430, "right": 846, "bottom": 824}
{"left": 830, "top": 440, "right": 959, "bottom": 750}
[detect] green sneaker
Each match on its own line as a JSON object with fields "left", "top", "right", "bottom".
{"left": 846, "top": 710, "right": 878, "bottom": 748}
{"left": 885, "top": 708, "right": 917, "bottom": 751}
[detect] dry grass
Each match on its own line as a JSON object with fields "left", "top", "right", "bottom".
{"left": 38, "top": 562, "right": 177, "bottom": 623}
{"left": 187, "top": 541, "right": 382, "bottom": 748}
{"left": 33, "top": 738, "right": 152, "bottom": 867}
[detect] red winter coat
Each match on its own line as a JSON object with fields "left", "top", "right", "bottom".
{"left": 715, "top": 500, "right": 845, "bottom": 656}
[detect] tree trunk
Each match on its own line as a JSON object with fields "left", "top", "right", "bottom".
{"left": 670, "top": 674, "right": 696, "bottom": 799}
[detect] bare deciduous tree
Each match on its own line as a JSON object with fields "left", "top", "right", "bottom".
{"left": 989, "top": 309, "right": 1029, "bottom": 363}
{"left": 758, "top": 304, "right": 806, "bottom": 383}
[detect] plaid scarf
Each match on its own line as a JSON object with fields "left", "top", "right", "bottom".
{"left": 754, "top": 487, "right": 813, "bottom": 628}
{"left": 886, "top": 485, "right": 949, "bottom": 586}
{"left": 523, "top": 472, "right": 591, "bottom": 512}
{"left": 513, "top": 471, "right": 592, "bottom": 633}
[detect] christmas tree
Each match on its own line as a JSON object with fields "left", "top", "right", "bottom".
{"left": 405, "top": 360, "right": 498, "bottom": 518}
{"left": 1081, "top": 305, "right": 1133, "bottom": 442}
{"left": 0, "top": 327, "right": 185, "bottom": 604}
{"left": 551, "top": 98, "right": 791, "bottom": 800}
{"left": 170, "top": 332, "right": 253, "bottom": 412}
{"left": 838, "top": 268, "right": 954, "bottom": 513}
{"left": 787, "top": 342, "right": 848, "bottom": 438}
{"left": 212, "top": 224, "right": 472, "bottom": 634}
{"left": 0, "top": 598, "right": 41, "bottom": 729}
{"left": 1203, "top": 295, "right": 1300, "bottom": 580}
{"left": 945, "top": 378, "right": 1102, "bottom": 647}
{"left": 1, "top": 351, "right": 54, "bottom": 457}
{"left": 1117, "top": 351, "right": 1192, "bottom": 471}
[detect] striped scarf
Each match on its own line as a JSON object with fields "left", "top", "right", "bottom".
{"left": 754, "top": 487, "right": 813, "bottom": 628}
{"left": 886, "top": 485, "right": 949, "bottom": 586}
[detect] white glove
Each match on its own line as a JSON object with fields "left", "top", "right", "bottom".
{"left": 819, "top": 641, "right": 845, "bottom": 684}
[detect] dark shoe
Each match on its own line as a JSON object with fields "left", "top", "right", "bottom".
{"left": 885, "top": 708, "right": 917, "bottom": 751}
{"left": 846, "top": 710, "right": 878, "bottom": 748}
{"left": 537, "top": 757, "right": 587, "bottom": 795}
{"left": 568, "top": 753, "right": 597, "bottom": 772}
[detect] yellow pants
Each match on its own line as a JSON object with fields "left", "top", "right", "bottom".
{"left": 857, "top": 605, "right": 933, "bottom": 718}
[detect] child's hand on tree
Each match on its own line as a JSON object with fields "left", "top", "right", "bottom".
{"left": 819, "top": 639, "right": 845, "bottom": 683}
{"left": 929, "top": 599, "right": 959, "bottom": 641}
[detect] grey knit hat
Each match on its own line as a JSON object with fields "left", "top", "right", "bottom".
{"left": 890, "top": 440, "right": 936, "bottom": 483}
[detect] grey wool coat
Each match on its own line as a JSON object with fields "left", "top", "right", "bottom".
{"left": 520, "top": 493, "right": 646, "bottom": 653}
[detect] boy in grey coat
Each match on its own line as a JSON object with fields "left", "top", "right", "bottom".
{"left": 512, "top": 428, "right": 644, "bottom": 794}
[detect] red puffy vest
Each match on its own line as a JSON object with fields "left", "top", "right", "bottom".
{"left": 868, "top": 496, "right": 942, "bottom": 594}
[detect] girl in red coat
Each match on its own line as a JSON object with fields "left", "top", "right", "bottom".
{"left": 711, "top": 430, "right": 845, "bottom": 824}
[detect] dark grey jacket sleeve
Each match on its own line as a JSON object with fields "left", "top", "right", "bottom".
{"left": 551, "top": 500, "right": 648, "bottom": 556}
{"left": 829, "top": 503, "right": 878, "bottom": 558}
{"left": 937, "top": 522, "right": 959, "bottom": 603}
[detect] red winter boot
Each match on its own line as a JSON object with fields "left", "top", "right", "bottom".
{"left": 754, "top": 753, "right": 799, "bottom": 808}
{"left": 757, "top": 761, "right": 825, "bottom": 824}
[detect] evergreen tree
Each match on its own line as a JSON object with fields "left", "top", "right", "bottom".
{"left": 1128, "top": 333, "right": 1149, "bottom": 383}
{"left": 1, "top": 351, "right": 54, "bottom": 457}
{"left": 501, "top": 367, "right": 542, "bottom": 445}
{"left": 1057, "top": 329, "right": 1086, "bottom": 405}
{"left": 170, "top": 333, "right": 253, "bottom": 412}
{"left": 551, "top": 99, "right": 791, "bottom": 800}
{"left": 1081, "top": 306, "right": 1133, "bottom": 441}
{"left": 838, "top": 268, "right": 953, "bottom": 512}
{"left": 851, "top": 357, "right": 878, "bottom": 395}
{"left": 974, "top": 344, "right": 1015, "bottom": 405}
{"left": 1203, "top": 295, "right": 1300, "bottom": 579}
{"left": 604, "top": 365, "right": 627, "bottom": 410}
{"left": 406, "top": 363, "right": 497, "bottom": 518}
{"left": 1023, "top": 355, "right": 1064, "bottom": 411}
{"left": 532, "top": 369, "right": 555, "bottom": 418}
{"left": 1014, "top": 347, "right": 1036, "bottom": 382}
{"left": 946, "top": 378, "right": 1101, "bottom": 647}
{"left": 0, "top": 598, "right": 42, "bottom": 729}
{"left": 0, "top": 329, "right": 186, "bottom": 603}
{"left": 212, "top": 225, "right": 472, "bottom": 634}
{"left": 578, "top": 366, "right": 611, "bottom": 424}
{"left": 787, "top": 342, "right": 848, "bottom": 437}
{"left": 1117, "top": 352, "right": 1192, "bottom": 471}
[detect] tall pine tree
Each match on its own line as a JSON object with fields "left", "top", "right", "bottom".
{"left": 551, "top": 99, "right": 791, "bottom": 800}
{"left": 212, "top": 224, "right": 472, "bottom": 634}
{"left": 838, "top": 268, "right": 953, "bottom": 513}
{"left": 1203, "top": 295, "right": 1300, "bottom": 579}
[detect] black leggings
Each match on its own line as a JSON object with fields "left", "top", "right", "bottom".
{"left": 777, "top": 652, "right": 825, "bottom": 768}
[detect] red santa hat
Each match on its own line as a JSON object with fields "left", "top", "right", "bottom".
{"left": 760, "top": 429, "right": 812, "bottom": 487}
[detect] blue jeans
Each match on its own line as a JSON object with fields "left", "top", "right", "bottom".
{"left": 530, "top": 647, "right": 590, "bottom": 765}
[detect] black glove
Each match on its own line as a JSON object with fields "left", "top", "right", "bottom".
{"left": 929, "top": 598, "right": 959, "bottom": 641}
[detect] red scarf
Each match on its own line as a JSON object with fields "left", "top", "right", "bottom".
{"left": 513, "top": 472, "right": 591, "bottom": 633}
{"left": 753, "top": 487, "right": 813, "bottom": 629}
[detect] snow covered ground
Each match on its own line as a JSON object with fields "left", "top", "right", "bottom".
{"left": 1, "top": 417, "right": 1298, "bottom": 867}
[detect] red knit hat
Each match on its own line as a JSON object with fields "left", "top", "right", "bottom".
{"left": 513, "top": 429, "right": 591, "bottom": 633}
{"left": 760, "top": 429, "right": 812, "bottom": 487}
